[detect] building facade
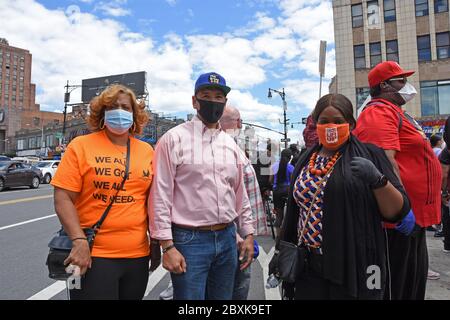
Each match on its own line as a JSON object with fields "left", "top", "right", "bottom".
{"left": 14, "top": 109, "right": 185, "bottom": 158}
{"left": 333, "top": 0, "right": 450, "bottom": 120}
{"left": 0, "top": 38, "right": 63, "bottom": 154}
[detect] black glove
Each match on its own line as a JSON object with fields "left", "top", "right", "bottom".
{"left": 350, "top": 156, "right": 383, "bottom": 186}
{"left": 149, "top": 239, "right": 161, "bottom": 272}
{"left": 268, "top": 251, "right": 279, "bottom": 276}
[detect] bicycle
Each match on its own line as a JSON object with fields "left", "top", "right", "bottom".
{"left": 263, "top": 193, "right": 276, "bottom": 239}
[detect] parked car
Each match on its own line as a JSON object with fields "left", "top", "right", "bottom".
{"left": 35, "top": 160, "right": 60, "bottom": 184}
{"left": 0, "top": 161, "right": 41, "bottom": 191}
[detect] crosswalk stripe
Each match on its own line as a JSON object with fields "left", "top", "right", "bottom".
{"left": 145, "top": 265, "right": 169, "bottom": 297}
{"left": 27, "top": 281, "right": 66, "bottom": 300}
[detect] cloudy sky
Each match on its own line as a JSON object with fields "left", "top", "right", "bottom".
{"left": 0, "top": 0, "right": 335, "bottom": 144}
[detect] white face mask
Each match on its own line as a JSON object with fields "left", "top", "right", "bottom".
{"left": 398, "top": 82, "right": 417, "bottom": 104}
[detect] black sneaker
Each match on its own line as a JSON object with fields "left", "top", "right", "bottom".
{"left": 434, "top": 230, "right": 445, "bottom": 237}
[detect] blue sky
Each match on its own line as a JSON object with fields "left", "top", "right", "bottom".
{"left": 0, "top": 0, "right": 335, "bottom": 144}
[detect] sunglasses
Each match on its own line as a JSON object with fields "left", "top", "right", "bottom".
{"left": 387, "top": 77, "right": 407, "bottom": 84}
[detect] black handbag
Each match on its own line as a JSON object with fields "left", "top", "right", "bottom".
{"left": 277, "top": 161, "right": 338, "bottom": 284}
{"left": 46, "top": 139, "right": 130, "bottom": 280}
{"left": 278, "top": 240, "right": 307, "bottom": 283}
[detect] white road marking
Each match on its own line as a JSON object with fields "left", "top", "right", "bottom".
{"left": 27, "top": 281, "right": 66, "bottom": 300}
{"left": 145, "top": 265, "right": 169, "bottom": 296}
{"left": 258, "top": 246, "right": 281, "bottom": 300}
{"left": 0, "top": 195, "right": 53, "bottom": 206}
{"left": 0, "top": 214, "right": 57, "bottom": 231}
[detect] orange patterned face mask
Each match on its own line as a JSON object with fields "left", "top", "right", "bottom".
{"left": 316, "top": 123, "right": 350, "bottom": 150}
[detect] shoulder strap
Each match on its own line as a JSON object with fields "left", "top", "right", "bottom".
{"left": 92, "top": 139, "right": 131, "bottom": 230}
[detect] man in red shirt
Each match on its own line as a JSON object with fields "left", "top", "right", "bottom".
{"left": 353, "top": 61, "right": 441, "bottom": 300}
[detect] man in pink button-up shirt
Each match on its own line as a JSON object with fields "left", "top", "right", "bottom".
{"left": 148, "top": 72, "right": 255, "bottom": 300}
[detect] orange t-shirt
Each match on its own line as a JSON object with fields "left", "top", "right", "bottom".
{"left": 51, "top": 130, "right": 154, "bottom": 258}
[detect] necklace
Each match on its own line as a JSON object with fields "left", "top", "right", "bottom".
{"left": 308, "top": 151, "right": 340, "bottom": 176}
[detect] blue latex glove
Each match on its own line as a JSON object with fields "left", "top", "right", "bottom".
{"left": 253, "top": 240, "right": 259, "bottom": 259}
{"left": 395, "top": 210, "right": 416, "bottom": 236}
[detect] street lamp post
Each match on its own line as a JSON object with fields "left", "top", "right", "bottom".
{"left": 63, "top": 81, "right": 85, "bottom": 144}
{"left": 268, "top": 88, "right": 289, "bottom": 148}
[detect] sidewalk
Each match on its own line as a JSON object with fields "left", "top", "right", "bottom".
{"left": 426, "top": 230, "right": 450, "bottom": 300}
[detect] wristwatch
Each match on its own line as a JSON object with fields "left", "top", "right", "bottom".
{"left": 371, "top": 175, "right": 388, "bottom": 190}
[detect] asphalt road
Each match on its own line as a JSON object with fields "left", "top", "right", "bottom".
{"left": 0, "top": 185, "right": 448, "bottom": 300}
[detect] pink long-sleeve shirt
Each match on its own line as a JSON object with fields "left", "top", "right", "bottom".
{"left": 148, "top": 116, "right": 255, "bottom": 240}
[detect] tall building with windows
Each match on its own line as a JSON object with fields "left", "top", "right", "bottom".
{"left": 0, "top": 38, "right": 63, "bottom": 154}
{"left": 332, "top": 0, "right": 450, "bottom": 119}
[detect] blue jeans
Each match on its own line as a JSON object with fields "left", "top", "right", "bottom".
{"left": 171, "top": 224, "right": 238, "bottom": 300}
{"left": 232, "top": 258, "right": 251, "bottom": 300}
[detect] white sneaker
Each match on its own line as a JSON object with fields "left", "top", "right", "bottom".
{"left": 427, "top": 269, "right": 440, "bottom": 280}
{"left": 159, "top": 281, "right": 173, "bottom": 300}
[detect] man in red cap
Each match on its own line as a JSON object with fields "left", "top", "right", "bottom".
{"left": 353, "top": 61, "right": 441, "bottom": 300}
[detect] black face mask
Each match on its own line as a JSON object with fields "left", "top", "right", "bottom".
{"left": 196, "top": 98, "right": 226, "bottom": 124}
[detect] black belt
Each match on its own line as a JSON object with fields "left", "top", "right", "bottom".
{"left": 172, "top": 222, "right": 232, "bottom": 232}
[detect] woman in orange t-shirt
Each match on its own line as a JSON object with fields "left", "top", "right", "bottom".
{"left": 51, "top": 84, "right": 159, "bottom": 300}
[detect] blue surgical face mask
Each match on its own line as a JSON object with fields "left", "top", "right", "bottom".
{"left": 104, "top": 109, "right": 133, "bottom": 135}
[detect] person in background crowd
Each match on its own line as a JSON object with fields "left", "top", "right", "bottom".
{"left": 430, "top": 134, "right": 444, "bottom": 157}
{"left": 438, "top": 116, "right": 450, "bottom": 253}
{"left": 220, "top": 105, "right": 267, "bottom": 300}
{"left": 353, "top": 61, "right": 442, "bottom": 298}
{"left": 289, "top": 144, "right": 301, "bottom": 166}
{"left": 269, "top": 148, "right": 294, "bottom": 238}
{"left": 303, "top": 115, "right": 319, "bottom": 148}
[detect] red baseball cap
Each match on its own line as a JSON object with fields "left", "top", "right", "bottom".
{"left": 368, "top": 61, "right": 415, "bottom": 87}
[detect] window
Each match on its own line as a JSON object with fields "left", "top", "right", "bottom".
{"left": 352, "top": 4, "right": 363, "bottom": 28}
{"left": 437, "top": 32, "right": 450, "bottom": 59}
{"left": 386, "top": 40, "right": 399, "bottom": 62}
{"left": 46, "top": 134, "right": 54, "bottom": 147}
{"left": 370, "top": 42, "right": 382, "bottom": 67}
{"left": 421, "top": 80, "right": 450, "bottom": 116}
{"left": 415, "top": 0, "right": 429, "bottom": 16}
{"left": 384, "top": 0, "right": 396, "bottom": 22}
{"left": 417, "top": 35, "right": 431, "bottom": 61}
{"left": 435, "top": 0, "right": 449, "bottom": 13}
{"left": 354, "top": 44, "right": 366, "bottom": 69}
{"left": 17, "top": 139, "right": 25, "bottom": 150}
{"left": 29, "top": 137, "right": 36, "bottom": 149}
{"left": 367, "top": 1, "right": 381, "bottom": 26}
{"left": 356, "top": 87, "right": 370, "bottom": 110}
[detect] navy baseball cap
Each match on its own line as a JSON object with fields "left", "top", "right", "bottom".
{"left": 194, "top": 72, "right": 231, "bottom": 96}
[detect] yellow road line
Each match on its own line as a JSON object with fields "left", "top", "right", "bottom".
{"left": 0, "top": 195, "right": 53, "bottom": 206}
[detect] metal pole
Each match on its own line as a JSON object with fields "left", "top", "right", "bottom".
{"left": 319, "top": 74, "right": 323, "bottom": 99}
{"left": 62, "top": 81, "right": 69, "bottom": 144}
{"left": 282, "top": 89, "right": 288, "bottom": 149}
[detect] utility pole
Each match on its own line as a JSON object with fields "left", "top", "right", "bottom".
{"left": 63, "top": 81, "right": 69, "bottom": 143}
{"left": 268, "top": 88, "right": 289, "bottom": 148}
{"left": 63, "top": 81, "right": 84, "bottom": 144}
{"left": 319, "top": 40, "right": 327, "bottom": 99}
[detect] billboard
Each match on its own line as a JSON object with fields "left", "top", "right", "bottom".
{"left": 81, "top": 71, "right": 147, "bottom": 103}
